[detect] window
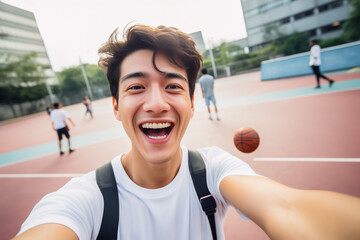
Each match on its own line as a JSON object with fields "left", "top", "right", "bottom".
{"left": 247, "top": 26, "right": 263, "bottom": 35}
{"left": 319, "top": 0, "right": 343, "bottom": 13}
{"left": 294, "top": 9, "right": 314, "bottom": 20}
{"left": 279, "top": 17, "right": 290, "bottom": 25}
{"left": 0, "top": 11, "right": 37, "bottom": 28}
{"left": 321, "top": 21, "right": 343, "bottom": 33}
{"left": 244, "top": 9, "right": 259, "bottom": 18}
{"left": 244, "top": 0, "right": 293, "bottom": 18}
{"left": 307, "top": 29, "right": 317, "bottom": 37}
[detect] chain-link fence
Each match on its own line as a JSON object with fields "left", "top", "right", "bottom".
{"left": 0, "top": 84, "right": 111, "bottom": 121}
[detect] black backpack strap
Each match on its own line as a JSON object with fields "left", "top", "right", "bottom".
{"left": 95, "top": 162, "right": 119, "bottom": 240}
{"left": 188, "top": 150, "right": 217, "bottom": 240}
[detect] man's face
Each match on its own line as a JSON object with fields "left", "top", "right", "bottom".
{"left": 113, "top": 49, "right": 194, "bottom": 164}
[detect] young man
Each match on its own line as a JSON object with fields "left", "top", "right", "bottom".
{"left": 83, "top": 96, "right": 94, "bottom": 119}
{"left": 309, "top": 39, "right": 335, "bottom": 89}
{"left": 14, "top": 25, "right": 360, "bottom": 240}
{"left": 199, "top": 68, "right": 220, "bottom": 120}
{"left": 50, "top": 102, "right": 75, "bottom": 155}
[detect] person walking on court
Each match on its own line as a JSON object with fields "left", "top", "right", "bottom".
{"left": 50, "top": 102, "right": 75, "bottom": 155}
{"left": 309, "top": 40, "right": 335, "bottom": 89}
{"left": 199, "top": 68, "right": 220, "bottom": 120}
{"left": 45, "top": 105, "right": 52, "bottom": 116}
{"left": 82, "top": 96, "right": 94, "bottom": 119}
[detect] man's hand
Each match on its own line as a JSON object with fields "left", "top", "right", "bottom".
{"left": 68, "top": 118, "right": 75, "bottom": 127}
{"left": 220, "top": 175, "right": 360, "bottom": 240}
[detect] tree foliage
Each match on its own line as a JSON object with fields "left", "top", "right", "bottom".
{"left": 276, "top": 32, "right": 310, "bottom": 56}
{"left": 319, "top": 36, "right": 347, "bottom": 48}
{"left": 57, "top": 64, "right": 108, "bottom": 91}
{"left": 55, "top": 64, "right": 109, "bottom": 103}
{"left": 57, "top": 66, "right": 86, "bottom": 92}
{"left": 0, "top": 52, "right": 49, "bottom": 103}
{"left": 342, "top": 0, "right": 360, "bottom": 41}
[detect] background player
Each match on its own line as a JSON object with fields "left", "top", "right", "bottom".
{"left": 199, "top": 68, "right": 220, "bottom": 120}
{"left": 50, "top": 102, "right": 75, "bottom": 155}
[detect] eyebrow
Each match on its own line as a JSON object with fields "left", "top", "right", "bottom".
{"left": 163, "top": 72, "right": 187, "bottom": 81}
{"left": 120, "top": 71, "right": 187, "bottom": 82}
{"left": 120, "top": 72, "right": 147, "bottom": 82}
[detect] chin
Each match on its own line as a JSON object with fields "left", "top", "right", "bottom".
{"left": 143, "top": 145, "right": 180, "bottom": 165}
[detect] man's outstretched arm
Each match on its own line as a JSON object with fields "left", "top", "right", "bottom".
{"left": 220, "top": 175, "right": 360, "bottom": 240}
{"left": 12, "top": 223, "right": 78, "bottom": 240}
{"left": 67, "top": 117, "right": 75, "bottom": 126}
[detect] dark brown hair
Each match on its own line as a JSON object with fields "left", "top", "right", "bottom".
{"left": 98, "top": 24, "right": 203, "bottom": 101}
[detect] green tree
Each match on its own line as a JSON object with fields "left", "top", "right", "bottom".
{"left": 278, "top": 32, "right": 310, "bottom": 56}
{"left": 5, "top": 52, "right": 50, "bottom": 87}
{"left": 0, "top": 52, "right": 50, "bottom": 117}
{"left": 58, "top": 66, "right": 85, "bottom": 92}
{"left": 319, "top": 36, "right": 347, "bottom": 48}
{"left": 57, "top": 64, "right": 109, "bottom": 104}
{"left": 215, "top": 42, "right": 230, "bottom": 65}
{"left": 342, "top": 0, "right": 360, "bottom": 41}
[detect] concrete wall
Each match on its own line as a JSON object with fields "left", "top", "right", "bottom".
{"left": 261, "top": 41, "right": 360, "bottom": 80}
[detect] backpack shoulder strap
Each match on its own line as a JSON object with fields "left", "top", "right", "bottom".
{"left": 188, "top": 150, "right": 217, "bottom": 240}
{"left": 95, "top": 162, "right": 119, "bottom": 240}
{"left": 95, "top": 152, "right": 217, "bottom": 240}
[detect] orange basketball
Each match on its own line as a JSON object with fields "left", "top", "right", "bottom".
{"left": 233, "top": 127, "right": 260, "bottom": 153}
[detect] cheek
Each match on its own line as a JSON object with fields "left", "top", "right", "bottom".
{"left": 171, "top": 97, "right": 193, "bottom": 119}
{"left": 118, "top": 96, "right": 142, "bottom": 120}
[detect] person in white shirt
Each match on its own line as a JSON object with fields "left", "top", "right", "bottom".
{"left": 13, "top": 25, "right": 360, "bottom": 240}
{"left": 309, "top": 40, "right": 335, "bottom": 89}
{"left": 50, "top": 102, "right": 75, "bottom": 155}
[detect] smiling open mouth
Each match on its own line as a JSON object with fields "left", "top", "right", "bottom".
{"left": 140, "top": 122, "right": 174, "bottom": 140}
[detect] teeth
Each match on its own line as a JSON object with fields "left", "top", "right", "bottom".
{"left": 148, "top": 134, "right": 168, "bottom": 140}
{"left": 142, "top": 122, "right": 171, "bottom": 129}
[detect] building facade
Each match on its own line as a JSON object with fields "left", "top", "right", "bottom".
{"left": 189, "top": 31, "right": 206, "bottom": 54}
{"left": 0, "top": 1, "right": 57, "bottom": 88}
{"left": 240, "top": 0, "right": 353, "bottom": 51}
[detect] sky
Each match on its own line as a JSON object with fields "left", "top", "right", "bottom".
{"left": 3, "top": 0, "right": 247, "bottom": 72}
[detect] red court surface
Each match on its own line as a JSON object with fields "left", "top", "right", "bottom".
{"left": 1, "top": 70, "right": 360, "bottom": 239}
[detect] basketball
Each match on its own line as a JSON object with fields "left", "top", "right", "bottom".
{"left": 233, "top": 127, "right": 260, "bottom": 153}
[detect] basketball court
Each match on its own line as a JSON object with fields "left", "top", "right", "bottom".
{"left": 1, "top": 69, "right": 360, "bottom": 239}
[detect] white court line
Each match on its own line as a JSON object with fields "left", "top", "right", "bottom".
{"left": 0, "top": 173, "right": 84, "bottom": 178}
{"left": 254, "top": 158, "right": 360, "bottom": 162}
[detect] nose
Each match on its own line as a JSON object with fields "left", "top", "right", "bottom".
{"left": 142, "top": 85, "right": 170, "bottom": 113}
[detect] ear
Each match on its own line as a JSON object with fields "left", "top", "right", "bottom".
{"left": 190, "top": 95, "right": 195, "bottom": 118}
{"left": 112, "top": 97, "right": 122, "bottom": 121}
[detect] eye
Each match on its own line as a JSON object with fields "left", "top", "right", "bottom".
{"left": 166, "top": 84, "right": 182, "bottom": 90}
{"left": 127, "top": 85, "right": 144, "bottom": 91}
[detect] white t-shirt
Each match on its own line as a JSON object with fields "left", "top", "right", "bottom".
{"left": 309, "top": 44, "right": 321, "bottom": 66}
{"left": 50, "top": 109, "right": 69, "bottom": 129}
{"left": 18, "top": 146, "right": 259, "bottom": 240}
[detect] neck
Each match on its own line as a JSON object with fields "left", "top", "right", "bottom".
{"left": 121, "top": 147, "right": 182, "bottom": 189}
